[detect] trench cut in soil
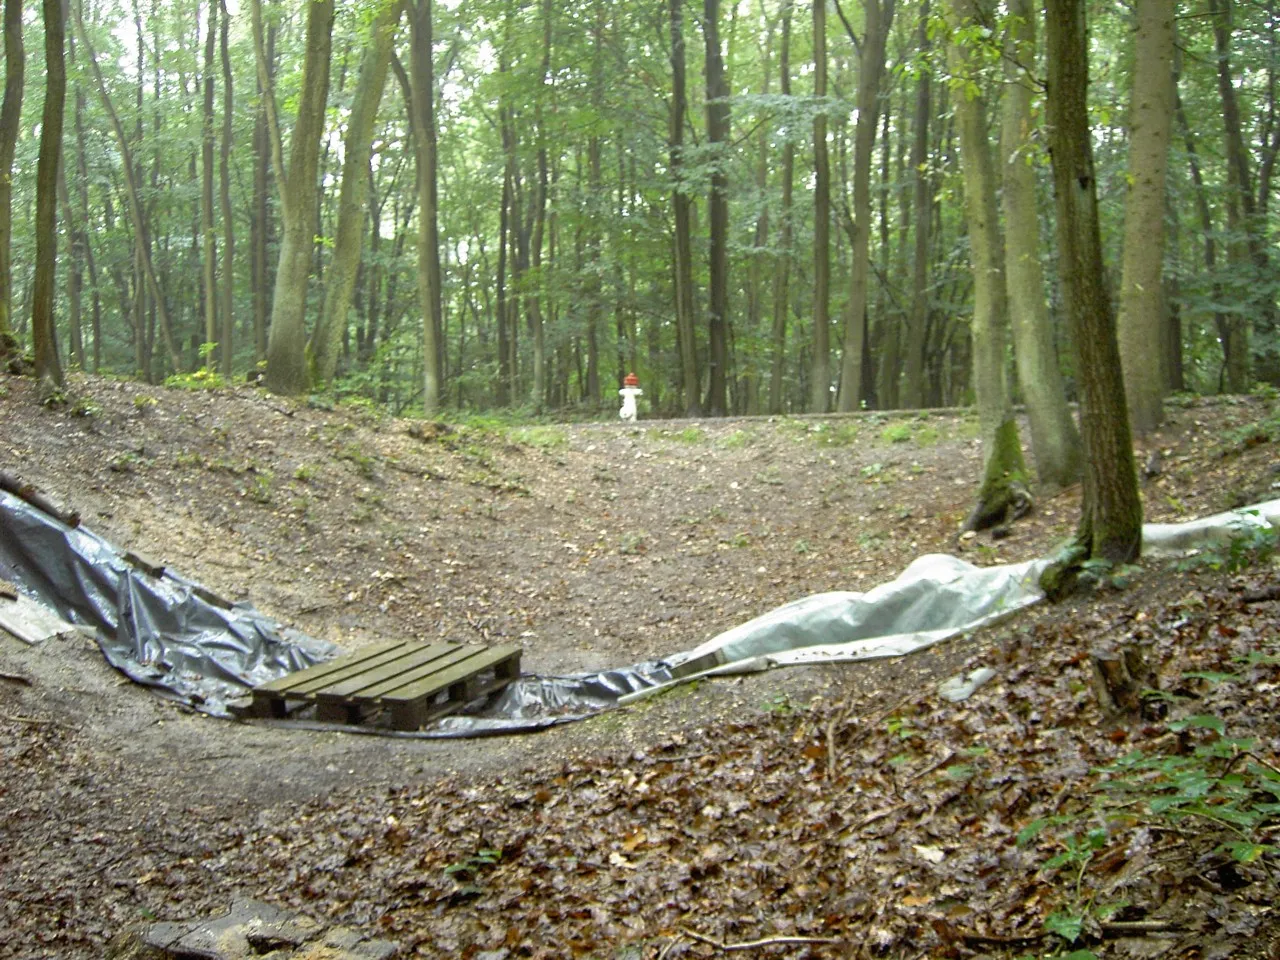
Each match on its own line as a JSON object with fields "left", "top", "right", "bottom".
{"left": 246, "top": 641, "right": 522, "bottom": 730}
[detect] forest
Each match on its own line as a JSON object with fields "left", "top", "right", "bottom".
{"left": 0, "top": 0, "right": 1276, "bottom": 425}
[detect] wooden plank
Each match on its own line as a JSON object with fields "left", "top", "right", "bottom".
{"left": 384, "top": 647, "right": 521, "bottom": 730}
{"left": 380, "top": 645, "right": 521, "bottom": 707}
{"left": 317, "top": 644, "right": 471, "bottom": 700}
{"left": 253, "top": 640, "right": 411, "bottom": 696}
{"left": 0, "top": 593, "right": 78, "bottom": 646}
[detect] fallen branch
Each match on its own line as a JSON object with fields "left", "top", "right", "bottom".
{"left": 0, "top": 471, "right": 80, "bottom": 527}
{"left": 1242, "top": 584, "right": 1280, "bottom": 604}
{"left": 0, "top": 671, "right": 31, "bottom": 685}
{"left": 679, "top": 927, "right": 843, "bottom": 952}
{"left": 1101, "top": 920, "right": 1182, "bottom": 935}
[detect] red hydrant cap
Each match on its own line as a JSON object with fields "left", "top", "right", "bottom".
{"left": 624, "top": 372, "right": 639, "bottom": 387}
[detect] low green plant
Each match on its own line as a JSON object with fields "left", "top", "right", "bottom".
{"left": 165, "top": 343, "right": 226, "bottom": 391}
{"left": 247, "top": 471, "right": 273, "bottom": 504}
{"left": 510, "top": 425, "right": 569, "bottom": 450}
{"left": 133, "top": 394, "right": 158, "bottom": 412}
{"left": 674, "top": 426, "right": 705, "bottom": 444}
{"left": 293, "top": 463, "right": 318, "bottom": 482}
{"left": 813, "top": 421, "right": 860, "bottom": 446}
{"left": 881, "top": 422, "right": 912, "bottom": 443}
{"left": 619, "top": 532, "right": 647, "bottom": 555}
{"left": 1175, "top": 513, "right": 1279, "bottom": 574}
{"left": 717, "top": 429, "right": 754, "bottom": 449}
{"left": 337, "top": 445, "right": 378, "bottom": 478}
{"left": 914, "top": 425, "right": 939, "bottom": 446}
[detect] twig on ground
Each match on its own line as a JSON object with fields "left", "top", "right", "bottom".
{"left": 0, "top": 671, "right": 31, "bottom": 685}
{"left": 679, "top": 927, "right": 843, "bottom": 951}
{"left": 1101, "top": 920, "right": 1182, "bottom": 935}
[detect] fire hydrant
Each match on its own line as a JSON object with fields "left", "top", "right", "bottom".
{"left": 619, "top": 372, "right": 643, "bottom": 422}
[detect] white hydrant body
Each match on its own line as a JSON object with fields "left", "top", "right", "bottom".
{"left": 618, "top": 386, "right": 643, "bottom": 422}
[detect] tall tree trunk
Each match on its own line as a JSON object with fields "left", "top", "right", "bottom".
{"left": 1117, "top": 0, "right": 1175, "bottom": 431}
{"left": 0, "top": 0, "right": 22, "bottom": 339}
{"left": 251, "top": 20, "right": 275, "bottom": 364}
{"left": 33, "top": 0, "right": 66, "bottom": 394}
{"left": 1211, "top": 0, "right": 1277, "bottom": 383}
{"left": 261, "top": 0, "right": 335, "bottom": 395}
{"left": 810, "top": 0, "right": 831, "bottom": 412}
{"left": 1045, "top": 0, "right": 1143, "bottom": 567}
{"left": 409, "top": 4, "right": 442, "bottom": 413}
{"left": 201, "top": 0, "right": 218, "bottom": 363}
{"left": 57, "top": 155, "right": 85, "bottom": 368}
{"left": 71, "top": 60, "right": 102, "bottom": 373}
{"left": 836, "top": 0, "right": 893, "bottom": 412}
{"left": 948, "top": 0, "right": 1026, "bottom": 531}
{"left": 530, "top": 0, "right": 552, "bottom": 411}
{"left": 218, "top": 0, "right": 234, "bottom": 378}
{"left": 1001, "top": 0, "right": 1081, "bottom": 486}
{"left": 768, "top": 0, "right": 795, "bottom": 414}
{"left": 703, "top": 0, "right": 730, "bottom": 415}
{"left": 1175, "top": 81, "right": 1238, "bottom": 392}
{"left": 74, "top": 4, "right": 182, "bottom": 374}
{"left": 669, "top": 0, "right": 700, "bottom": 414}
{"left": 583, "top": 2, "right": 605, "bottom": 407}
{"left": 311, "top": 0, "right": 403, "bottom": 386}
{"left": 900, "top": 0, "right": 931, "bottom": 408}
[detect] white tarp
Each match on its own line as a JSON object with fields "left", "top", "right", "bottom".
{"left": 647, "top": 499, "right": 1280, "bottom": 691}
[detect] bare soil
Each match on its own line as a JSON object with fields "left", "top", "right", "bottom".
{"left": 2, "top": 372, "right": 1279, "bottom": 959}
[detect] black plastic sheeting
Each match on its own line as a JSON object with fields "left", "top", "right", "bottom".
{"left": 0, "top": 490, "right": 336, "bottom": 713}
{"left": 0, "top": 489, "right": 672, "bottom": 735}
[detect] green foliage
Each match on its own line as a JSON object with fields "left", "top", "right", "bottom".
{"left": 337, "top": 445, "right": 379, "bottom": 479}
{"left": 618, "top": 532, "right": 647, "bottom": 555}
{"left": 509, "top": 426, "right": 569, "bottom": 450}
{"left": 717, "top": 429, "right": 754, "bottom": 449}
{"left": 247, "top": 470, "right": 273, "bottom": 504}
{"left": 293, "top": 463, "right": 319, "bottom": 482}
{"left": 880, "top": 422, "right": 913, "bottom": 443}
{"left": 1174, "top": 513, "right": 1279, "bottom": 573}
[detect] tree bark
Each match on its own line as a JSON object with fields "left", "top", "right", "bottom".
{"left": 201, "top": 0, "right": 218, "bottom": 363}
{"left": 0, "top": 0, "right": 22, "bottom": 339}
{"left": 768, "top": 0, "right": 794, "bottom": 414}
{"left": 810, "top": 0, "right": 831, "bottom": 412}
{"left": 1117, "top": 0, "right": 1175, "bottom": 432}
{"left": 311, "top": 0, "right": 403, "bottom": 387}
{"left": 262, "top": 0, "right": 335, "bottom": 395}
{"left": 1046, "top": 0, "right": 1143, "bottom": 565}
{"left": 669, "top": 0, "right": 700, "bottom": 415}
{"left": 946, "top": 0, "right": 1027, "bottom": 530}
{"left": 75, "top": 4, "right": 182, "bottom": 375}
{"left": 836, "top": 0, "right": 892, "bottom": 412}
{"left": 900, "top": 0, "right": 931, "bottom": 409}
{"left": 33, "top": 0, "right": 66, "bottom": 394}
{"left": 1001, "top": 0, "right": 1081, "bottom": 487}
{"left": 702, "top": 0, "right": 731, "bottom": 415}
{"left": 218, "top": 0, "right": 234, "bottom": 378}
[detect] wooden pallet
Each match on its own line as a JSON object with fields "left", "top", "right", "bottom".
{"left": 246, "top": 641, "right": 522, "bottom": 730}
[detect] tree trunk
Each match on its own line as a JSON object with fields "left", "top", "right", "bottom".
{"left": 530, "top": 0, "right": 552, "bottom": 411}
{"left": 899, "top": 0, "right": 931, "bottom": 408}
{"left": 75, "top": 5, "right": 182, "bottom": 375}
{"left": 218, "top": 0, "right": 234, "bottom": 378}
{"left": 311, "top": 0, "right": 403, "bottom": 387}
{"left": 1117, "top": 0, "right": 1175, "bottom": 432}
{"left": 810, "top": 0, "right": 831, "bottom": 412}
{"left": 0, "top": 0, "right": 22, "bottom": 339}
{"left": 1211, "top": 0, "right": 1278, "bottom": 384}
{"left": 33, "top": 0, "right": 66, "bottom": 394}
{"left": 703, "top": 0, "right": 730, "bottom": 415}
{"left": 251, "top": 19, "right": 275, "bottom": 364}
{"left": 262, "top": 0, "right": 335, "bottom": 395}
{"left": 948, "top": 0, "right": 1026, "bottom": 531}
{"left": 768, "top": 0, "right": 794, "bottom": 414}
{"left": 1001, "top": 0, "right": 1081, "bottom": 487}
{"left": 201, "top": 0, "right": 217, "bottom": 363}
{"left": 836, "top": 0, "right": 892, "bottom": 412}
{"left": 669, "top": 0, "right": 700, "bottom": 415}
{"left": 57, "top": 155, "right": 85, "bottom": 369}
{"left": 1046, "top": 0, "right": 1143, "bottom": 566}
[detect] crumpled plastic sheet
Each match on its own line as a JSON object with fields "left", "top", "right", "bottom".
{"left": 5, "top": 485, "right": 1280, "bottom": 737}
{"left": 0, "top": 490, "right": 335, "bottom": 714}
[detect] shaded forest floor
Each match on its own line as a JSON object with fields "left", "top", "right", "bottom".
{"left": 3, "top": 372, "right": 1280, "bottom": 958}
